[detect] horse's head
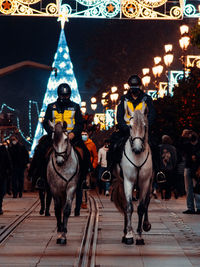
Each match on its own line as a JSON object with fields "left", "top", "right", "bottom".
{"left": 128, "top": 103, "right": 148, "bottom": 154}
{"left": 49, "top": 121, "right": 70, "bottom": 166}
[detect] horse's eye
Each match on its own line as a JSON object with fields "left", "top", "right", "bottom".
{"left": 129, "top": 125, "right": 132, "bottom": 129}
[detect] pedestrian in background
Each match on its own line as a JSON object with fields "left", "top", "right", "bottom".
{"left": 98, "top": 139, "right": 110, "bottom": 196}
{"left": 9, "top": 134, "right": 29, "bottom": 198}
{"left": 180, "top": 130, "right": 200, "bottom": 214}
{"left": 0, "top": 141, "right": 12, "bottom": 214}
{"left": 158, "top": 135, "right": 177, "bottom": 200}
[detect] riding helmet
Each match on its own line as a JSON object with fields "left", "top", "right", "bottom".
{"left": 57, "top": 83, "right": 71, "bottom": 97}
{"left": 128, "top": 75, "right": 142, "bottom": 88}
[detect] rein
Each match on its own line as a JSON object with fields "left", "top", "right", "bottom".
{"left": 52, "top": 155, "right": 79, "bottom": 184}
{"left": 53, "top": 146, "right": 70, "bottom": 161}
{"left": 123, "top": 148, "right": 149, "bottom": 170}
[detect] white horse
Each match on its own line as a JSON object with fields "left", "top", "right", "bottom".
{"left": 47, "top": 121, "right": 80, "bottom": 245}
{"left": 112, "top": 103, "right": 153, "bottom": 245}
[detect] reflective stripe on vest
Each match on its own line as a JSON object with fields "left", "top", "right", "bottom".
{"left": 52, "top": 110, "right": 75, "bottom": 131}
{"left": 124, "top": 100, "right": 147, "bottom": 125}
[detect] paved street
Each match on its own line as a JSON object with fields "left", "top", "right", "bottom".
{"left": 0, "top": 191, "right": 200, "bottom": 266}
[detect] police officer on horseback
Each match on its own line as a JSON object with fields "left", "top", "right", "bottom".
{"left": 101, "top": 74, "right": 156, "bottom": 182}
{"left": 29, "top": 83, "right": 91, "bottom": 192}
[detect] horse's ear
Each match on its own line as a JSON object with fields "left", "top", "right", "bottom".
{"left": 48, "top": 120, "right": 54, "bottom": 130}
{"left": 63, "top": 121, "right": 67, "bottom": 130}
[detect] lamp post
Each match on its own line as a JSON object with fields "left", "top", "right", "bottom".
{"left": 110, "top": 86, "right": 119, "bottom": 110}
{"left": 152, "top": 57, "right": 163, "bottom": 98}
{"left": 152, "top": 57, "right": 163, "bottom": 97}
{"left": 163, "top": 44, "right": 174, "bottom": 96}
{"left": 81, "top": 101, "right": 87, "bottom": 115}
{"left": 179, "top": 25, "right": 190, "bottom": 78}
{"left": 91, "top": 97, "right": 97, "bottom": 112}
{"left": 142, "top": 68, "right": 151, "bottom": 93}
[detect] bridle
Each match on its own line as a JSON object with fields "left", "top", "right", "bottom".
{"left": 129, "top": 116, "right": 147, "bottom": 152}
{"left": 52, "top": 130, "right": 70, "bottom": 161}
{"left": 51, "top": 129, "right": 79, "bottom": 183}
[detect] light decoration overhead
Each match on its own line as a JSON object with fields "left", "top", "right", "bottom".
{"left": 168, "top": 70, "right": 185, "bottom": 96}
{"left": 158, "top": 82, "right": 168, "bottom": 98}
{"left": 147, "top": 90, "right": 158, "bottom": 100}
{"left": 0, "top": 0, "right": 184, "bottom": 19}
{"left": 184, "top": 1, "right": 200, "bottom": 18}
{"left": 30, "top": 28, "right": 81, "bottom": 156}
{"left": 0, "top": 0, "right": 59, "bottom": 16}
{"left": 94, "top": 113, "right": 106, "bottom": 130}
{"left": 105, "top": 109, "right": 115, "bottom": 129}
{"left": 186, "top": 55, "right": 200, "bottom": 69}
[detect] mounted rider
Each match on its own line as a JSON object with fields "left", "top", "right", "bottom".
{"left": 101, "top": 74, "right": 156, "bottom": 182}
{"left": 29, "top": 83, "right": 91, "bottom": 188}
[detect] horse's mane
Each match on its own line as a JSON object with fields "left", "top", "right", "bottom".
{"left": 54, "top": 122, "right": 64, "bottom": 145}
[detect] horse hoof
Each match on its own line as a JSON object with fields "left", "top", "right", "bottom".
{"left": 121, "top": 236, "right": 125, "bottom": 243}
{"left": 124, "top": 237, "right": 134, "bottom": 245}
{"left": 143, "top": 222, "right": 151, "bottom": 232}
{"left": 136, "top": 239, "right": 145, "bottom": 245}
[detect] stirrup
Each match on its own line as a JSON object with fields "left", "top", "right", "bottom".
{"left": 101, "top": 171, "right": 111, "bottom": 182}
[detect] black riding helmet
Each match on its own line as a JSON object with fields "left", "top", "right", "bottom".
{"left": 57, "top": 83, "right": 71, "bottom": 97}
{"left": 127, "top": 75, "right": 142, "bottom": 96}
{"left": 128, "top": 74, "right": 142, "bottom": 87}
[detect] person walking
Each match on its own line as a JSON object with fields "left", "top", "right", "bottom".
{"left": 9, "top": 135, "right": 29, "bottom": 198}
{"left": 158, "top": 135, "right": 177, "bottom": 199}
{"left": 0, "top": 142, "right": 12, "bottom": 214}
{"left": 180, "top": 130, "right": 200, "bottom": 214}
{"left": 98, "top": 139, "right": 110, "bottom": 196}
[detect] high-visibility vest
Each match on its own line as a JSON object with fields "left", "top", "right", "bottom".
{"left": 52, "top": 109, "right": 75, "bottom": 132}
{"left": 124, "top": 99, "right": 147, "bottom": 125}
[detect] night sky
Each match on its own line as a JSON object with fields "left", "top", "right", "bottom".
{"left": 0, "top": 15, "right": 198, "bottom": 137}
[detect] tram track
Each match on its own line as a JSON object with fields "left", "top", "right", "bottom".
{"left": 0, "top": 198, "right": 40, "bottom": 245}
{"left": 75, "top": 194, "right": 99, "bottom": 267}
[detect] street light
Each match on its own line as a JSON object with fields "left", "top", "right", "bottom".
{"left": 81, "top": 101, "right": 86, "bottom": 115}
{"left": 142, "top": 75, "right": 151, "bottom": 88}
{"left": 124, "top": 83, "right": 129, "bottom": 94}
{"left": 163, "top": 44, "right": 174, "bottom": 96}
{"left": 91, "top": 103, "right": 97, "bottom": 111}
{"left": 90, "top": 97, "right": 97, "bottom": 111}
{"left": 179, "top": 24, "right": 190, "bottom": 78}
{"left": 152, "top": 59, "right": 163, "bottom": 98}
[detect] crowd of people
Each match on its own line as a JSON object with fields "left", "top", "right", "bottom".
{"left": 0, "top": 78, "right": 200, "bottom": 217}
{"left": 0, "top": 134, "right": 29, "bottom": 214}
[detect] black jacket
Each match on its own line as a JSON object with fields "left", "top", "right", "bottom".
{"left": 117, "top": 90, "right": 156, "bottom": 133}
{"left": 43, "top": 99, "right": 83, "bottom": 137}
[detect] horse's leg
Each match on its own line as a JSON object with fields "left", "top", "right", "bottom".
{"left": 121, "top": 216, "right": 128, "bottom": 243}
{"left": 136, "top": 198, "right": 145, "bottom": 245}
{"left": 123, "top": 179, "right": 134, "bottom": 245}
{"left": 54, "top": 197, "right": 63, "bottom": 244}
{"left": 143, "top": 190, "right": 151, "bottom": 232}
{"left": 62, "top": 186, "right": 75, "bottom": 244}
{"left": 136, "top": 180, "right": 151, "bottom": 245}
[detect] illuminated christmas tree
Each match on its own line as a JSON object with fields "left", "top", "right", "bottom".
{"left": 30, "top": 28, "right": 81, "bottom": 156}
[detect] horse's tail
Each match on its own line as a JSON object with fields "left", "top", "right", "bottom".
{"left": 111, "top": 177, "right": 126, "bottom": 214}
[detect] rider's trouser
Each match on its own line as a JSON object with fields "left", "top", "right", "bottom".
{"left": 107, "top": 130, "right": 129, "bottom": 172}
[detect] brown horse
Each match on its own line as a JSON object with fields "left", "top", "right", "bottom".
{"left": 112, "top": 103, "right": 153, "bottom": 245}
{"left": 47, "top": 121, "right": 80, "bottom": 245}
